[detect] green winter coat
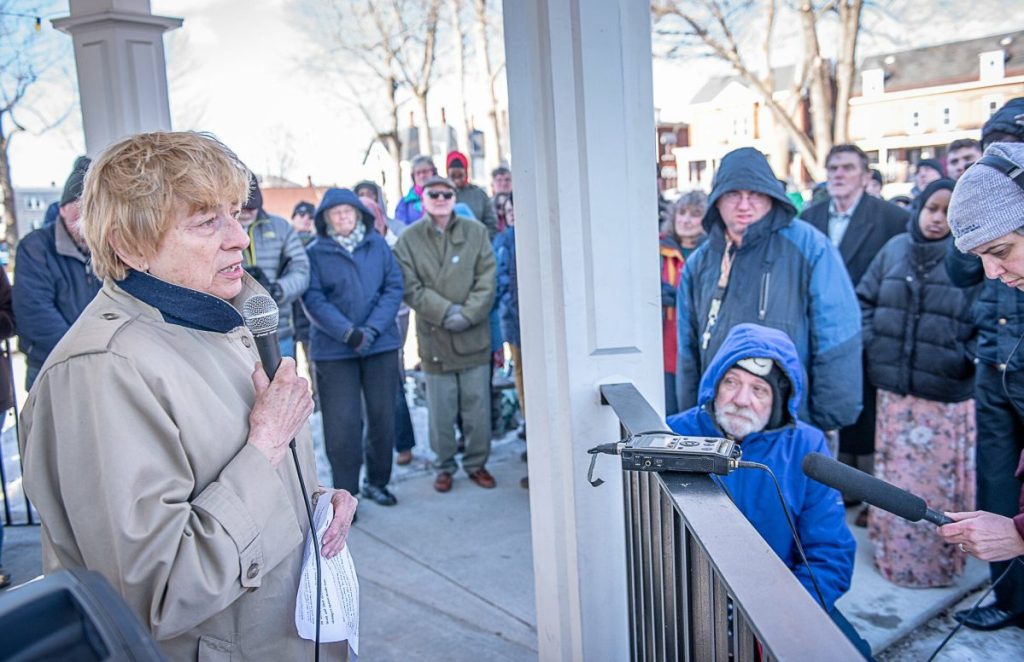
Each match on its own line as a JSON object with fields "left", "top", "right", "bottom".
{"left": 393, "top": 214, "right": 496, "bottom": 373}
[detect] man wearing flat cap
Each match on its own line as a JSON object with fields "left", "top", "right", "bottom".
{"left": 13, "top": 156, "right": 101, "bottom": 390}
{"left": 393, "top": 176, "right": 498, "bottom": 493}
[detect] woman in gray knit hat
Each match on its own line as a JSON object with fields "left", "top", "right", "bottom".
{"left": 941, "top": 141, "right": 1024, "bottom": 631}
{"left": 947, "top": 142, "right": 1024, "bottom": 284}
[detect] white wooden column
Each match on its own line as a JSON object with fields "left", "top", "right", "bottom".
{"left": 53, "top": 0, "right": 181, "bottom": 156}
{"left": 503, "top": 2, "right": 661, "bottom": 659}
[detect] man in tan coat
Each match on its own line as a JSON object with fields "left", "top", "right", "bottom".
{"left": 393, "top": 176, "right": 497, "bottom": 492}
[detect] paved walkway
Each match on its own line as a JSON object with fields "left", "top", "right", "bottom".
{"left": 3, "top": 388, "right": 1024, "bottom": 659}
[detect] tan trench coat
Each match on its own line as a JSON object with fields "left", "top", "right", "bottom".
{"left": 20, "top": 276, "right": 332, "bottom": 660}
{"left": 392, "top": 214, "right": 496, "bottom": 373}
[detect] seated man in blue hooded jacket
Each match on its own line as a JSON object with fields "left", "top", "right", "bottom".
{"left": 667, "top": 323, "right": 869, "bottom": 658}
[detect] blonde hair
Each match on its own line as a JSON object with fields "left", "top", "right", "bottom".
{"left": 81, "top": 131, "right": 250, "bottom": 280}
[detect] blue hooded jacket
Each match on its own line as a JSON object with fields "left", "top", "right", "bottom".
{"left": 302, "top": 188, "right": 404, "bottom": 361}
{"left": 667, "top": 323, "right": 856, "bottom": 610}
{"left": 677, "top": 147, "right": 862, "bottom": 430}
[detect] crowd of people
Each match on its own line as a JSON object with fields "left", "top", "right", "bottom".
{"left": 2, "top": 93, "right": 1024, "bottom": 657}
{"left": 659, "top": 97, "right": 1024, "bottom": 652}
{"left": 0, "top": 142, "right": 527, "bottom": 594}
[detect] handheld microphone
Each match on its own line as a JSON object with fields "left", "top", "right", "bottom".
{"left": 242, "top": 292, "right": 323, "bottom": 661}
{"left": 241, "top": 294, "right": 281, "bottom": 379}
{"left": 802, "top": 452, "right": 953, "bottom": 526}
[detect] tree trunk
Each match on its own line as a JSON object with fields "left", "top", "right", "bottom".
{"left": 448, "top": 0, "right": 473, "bottom": 154}
{"left": 833, "top": 0, "right": 864, "bottom": 144}
{"left": 0, "top": 133, "right": 18, "bottom": 249}
{"left": 473, "top": 0, "right": 503, "bottom": 172}
{"left": 800, "top": 3, "right": 833, "bottom": 170}
{"left": 416, "top": 92, "right": 434, "bottom": 157}
{"left": 385, "top": 75, "right": 404, "bottom": 203}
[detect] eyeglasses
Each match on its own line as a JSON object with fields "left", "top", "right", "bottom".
{"left": 426, "top": 191, "right": 455, "bottom": 200}
{"left": 719, "top": 191, "right": 770, "bottom": 207}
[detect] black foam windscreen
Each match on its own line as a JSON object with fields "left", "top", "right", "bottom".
{"left": 0, "top": 568, "right": 165, "bottom": 661}
{"left": 802, "top": 452, "right": 927, "bottom": 522}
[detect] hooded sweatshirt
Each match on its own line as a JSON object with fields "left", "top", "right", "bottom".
{"left": 667, "top": 323, "right": 856, "bottom": 610}
{"left": 302, "top": 188, "right": 404, "bottom": 361}
{"left": 676, "top": 147, "right": 862, "bottom": 430}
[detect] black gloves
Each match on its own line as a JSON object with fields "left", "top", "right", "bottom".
{"left": 343, "top": 326, "right": 379, "bottom": 353}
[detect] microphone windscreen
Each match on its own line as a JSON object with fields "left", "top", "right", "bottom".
{"left": 241, "top": 294, "right": 279, "bottom": 337}
{"left": 802, "top": 452, "right": 927, "bottom": 522}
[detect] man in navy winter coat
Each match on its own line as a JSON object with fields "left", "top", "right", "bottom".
{"left": 676, "top": 147, "right": 862, "bottom": 432}
{"left": 667, "top": 323, "right": 868, "bottom": 658}
{"left": 13, "top": 156, "right": 101, "bottom": 390}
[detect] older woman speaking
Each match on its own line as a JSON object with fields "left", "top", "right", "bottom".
{"left": 19, "top": 131, "right": 356, "bottom": 659}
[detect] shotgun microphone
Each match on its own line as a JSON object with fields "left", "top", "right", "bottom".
{"left": 241, "top": 294, "right": 281, "bottom": 379}
{"left": 802, "top": 452, "right": 953, "bottom": 526}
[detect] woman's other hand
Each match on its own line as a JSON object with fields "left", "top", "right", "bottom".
{"left": 247, "top": 358, "right": 314, "bottom": 467}
{"left": 940, "top": 511, "right": 1024, "bottom": 562}
{"left": 321, "top": 490, "right": 358, "bottom": 559}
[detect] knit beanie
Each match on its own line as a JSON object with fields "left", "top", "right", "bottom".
{"left": 446, "top": 150, "right": 469, "bottom": 172}
{"left": 59, "top": 156, "right": 91, "bottom": 206}
{"left": 982, "top": 97, "right": 1024, "bottom": 146}
{"left": 916, "top": 158, "right": 946, "bottom": 178}
{"left": 243, "top": 174, "right": 263, "bottom": 210}
{"left": 734, "top": 357, "right": 791, "bottom": 430}
{"left": 947, "top": 142, "right": 1024, "bottom": 252}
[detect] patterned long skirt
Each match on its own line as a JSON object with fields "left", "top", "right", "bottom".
{"left": 868, "top": 389, "right": 976, "bottom": 588}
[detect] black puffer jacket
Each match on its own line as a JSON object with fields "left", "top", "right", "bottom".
{"left": 857, "top": 181, "right": 980, "bottom": 403}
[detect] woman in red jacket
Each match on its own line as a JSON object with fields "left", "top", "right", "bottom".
{"left": 661, "top": 191, "right": 706, "bottom": 414}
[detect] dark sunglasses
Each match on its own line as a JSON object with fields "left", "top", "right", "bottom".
{"left": 426, "top": 191, "right": 454, "bottom": 200}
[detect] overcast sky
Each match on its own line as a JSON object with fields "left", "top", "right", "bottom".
{"left": 8, "top": 1, "right": 1024, "bottom": 190}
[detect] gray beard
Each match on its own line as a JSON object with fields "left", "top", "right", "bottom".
{"left": 714, "top": 403, "right": 768, "bottom": 441}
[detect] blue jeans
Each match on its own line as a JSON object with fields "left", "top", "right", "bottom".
{"left": 279, "top": 336, "right": 295, "bottom": 359}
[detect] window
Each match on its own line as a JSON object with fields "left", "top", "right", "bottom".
{"left": 941, "top": 106, "right": 955, "bottom": 129}
{"left": 908, "top": 109, "right": 922, "bottom": 133}
{"left": 984, "top": 94, "right": 1004, "bottom": 118}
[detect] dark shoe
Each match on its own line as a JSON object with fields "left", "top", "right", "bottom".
{"left": 434, "top": 471, "right": 453, "bottom": 493}
{"left": 520, "top": 476, "right": 529, "bottom": 489}
{"left": 362, "top": 482, "right": 398, "bottom": 506}
{"left": 854, "top": 506, "right": 868, "bottom": 528}
{"left": 954, "top": 605, "right": 1024, "bottom": 631}
{"left": 0, "top": 567, "right": 10, "bottom": 589}
{"left": 396, "top": 450, "right": 413, "bottom": 466}
{"left": 468, "top": 468, "right": 497, "bottom": 489}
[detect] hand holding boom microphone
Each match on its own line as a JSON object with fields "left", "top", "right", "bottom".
{"left": 802, "top": 452, "right": 953, "bottom": 526}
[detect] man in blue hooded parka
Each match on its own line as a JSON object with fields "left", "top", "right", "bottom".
{"left": 676, "top": 147, "right": 862, "bottom": 433}
{"left": 668, "top": 323, "right": 870, "bottom": 658}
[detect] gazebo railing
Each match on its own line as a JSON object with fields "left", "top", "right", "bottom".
{"left": 600, "top": 383, "right": 862, "bottom": 661}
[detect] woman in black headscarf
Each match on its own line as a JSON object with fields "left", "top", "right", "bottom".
{"left": 857, "top": 178, "right": 980, "bottom": 588}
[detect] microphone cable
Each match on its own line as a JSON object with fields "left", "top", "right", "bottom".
{"left": 734, "top": 460, "right": 829, "bottom": 611}
{"left": 926, "top": 557, "right": 1024, "bottom": 661}
{"left": 1001, "top": 331, "right": 1024, "bottom": 411}
{"left": 290, "top": 439, "right": 321, "bottom": 662}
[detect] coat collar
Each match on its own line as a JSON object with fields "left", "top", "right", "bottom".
{"left": 427, "top": 214, "right": 468, "bottom": 244}
{"left": 55, "top": 218, "right": 89, "bottom": 263}
{"left": 116, "top": 269, "right": 248, "bottom": 333}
